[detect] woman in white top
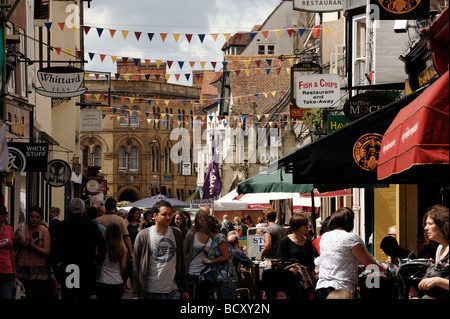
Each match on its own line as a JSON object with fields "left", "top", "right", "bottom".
{"left": 418, "top": 205, "right": 449, "bottom": 299}
{"left": 315, "top": 207, "right": 388, "bottom": 299}
{"left": 96, "top": 222, "right": 127, "bottom": 299}
{"left": 184, "top": 210, "right": 212, "bottom": 299}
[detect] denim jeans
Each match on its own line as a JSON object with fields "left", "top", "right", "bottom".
{"left": 0, "top": 274, "right": 14, "bottom": 299}
{"left": 217, "top": 282, "right": 237, "bottom": 299}
{"left": 144, "top": 289, "right": 181, "bottom": 299}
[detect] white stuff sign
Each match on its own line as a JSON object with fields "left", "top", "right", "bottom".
{"left": 295, "top": 74, "right": 341, "bottom": 108}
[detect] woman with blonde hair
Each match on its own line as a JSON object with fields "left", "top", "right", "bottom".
{"left": 184, "top": 210, "right": 212, "bottom": 298}
{"left": 96, "top": 222, "right": 128, "bottom": 299}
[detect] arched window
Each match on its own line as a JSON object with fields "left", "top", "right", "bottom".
{"left": 131, "top": 105, "right": 140, "bottom": 127}
{"left": 120, "top": 106, "right": 129, "bottom": 127}
{"left": 118, "top": 146, "right": 127, "bottom": 171}
{"left": 151, "top": 146, "right": 158, "bottom": 172}
{"left": 129, "top": 146, "right": 139, "bottom": 171}
{"left": 93, "top": 145, "right": 102, "bottom": 167}
{"left": 164, "top": 147, "right": 170, "bottom": 173}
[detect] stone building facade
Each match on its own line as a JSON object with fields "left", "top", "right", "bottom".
{"left": 80, "top": 60, "right": 201, "bottom": 203}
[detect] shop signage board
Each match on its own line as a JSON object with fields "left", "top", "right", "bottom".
{"left": 7, "top": 143, "right": 48, "bottom": 172}
{"left": 246, "top": 227, "right": 266, "bottom": 259}
{"left": 327, "top": 114, "right": 351, "bottom": 133}
{"left": 293, "top": 0, "right": 344, "bottom": 12}
{"left": 295, "top": 74, "right": 341, "bottom": 108}
{"left": 189, "top": 198, "right": 213, "bottom": 210}
{"left": 44, "top": 159, "right": 72, "bottom": 187}
{"left": 370, "top": 0, "right": 430, "bottom": 20}
{"left": 36, "top": 66, "right": 87, "bottom": 98}
{"left": 80, "top": 109, "right": 102, "bottom": 132}
{"left": 343, "top": 92, "right": 395, "bottom": 121}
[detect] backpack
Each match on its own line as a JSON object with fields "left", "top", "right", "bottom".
{"left": 221, "top": 220, "right": 234, "bottom": 235}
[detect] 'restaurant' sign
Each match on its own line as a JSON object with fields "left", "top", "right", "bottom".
{"left": 36, "top": 66, "right": 87, "bottom": 98}
{"left": 370, "top": 0, "right": 429, "bottom": 20}
{"left": 293, "top": 0, "right": 343, "bottom": 12}
{"left": 343, "top": 93, "right": 395, "bottom": 121}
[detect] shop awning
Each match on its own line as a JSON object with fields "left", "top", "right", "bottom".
{"left": 267, "top": 87, "right": 426, "bottom": 186}
{"left": 377, "top": 71, "right": 449, "bottom": 181}
{"left": 236, "top": 167, "right": 313, "bottom": 195}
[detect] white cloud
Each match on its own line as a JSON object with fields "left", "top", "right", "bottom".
{"left": 83, "top": 0, "right": 281, "bottom": 84}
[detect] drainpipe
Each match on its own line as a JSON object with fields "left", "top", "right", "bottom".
{"left": 365, "top": 0, "right": 372, "bottom": 84}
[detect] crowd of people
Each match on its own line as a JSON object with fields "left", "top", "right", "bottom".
{"left": 0, "top": 199, "right": 448, "bottom": 300}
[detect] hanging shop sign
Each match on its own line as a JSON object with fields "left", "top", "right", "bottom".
{"left": 343, "top": 92, "right": 395, "bottom": 121}
{"left": 295, "top": 74, "right": 341, "bottom": 108}
{"left": 44, "top": 159, "right": 72, "bottom": 187}
{"left": 36, "top": 66, "right": 87, "bottom": 98}
{"left": 353, "top": 133, "right": 383, "bottom": 172}
{"left": 327, "top": 114, "right": 351, "bottom": 133}
{"left": 7, "top": 143, "right": 48, "bottom": 172}
{"left": 370, "top": 0, "right": 430, "bottom": 20}
{"left": 85, "top": 175, "right": 107, "bottom": 195}
{"left": 293, "top": 0, "right": 344, "bottom": 12}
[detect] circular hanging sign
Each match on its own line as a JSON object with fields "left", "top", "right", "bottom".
{"left": 44, "top": 159, "right": 71, "bottom": 187}
{"left": 353, "top": 133, "right": 383, "bottom": 171}
{"left": 86, "top": 179, "right": 100, "bottom": 193}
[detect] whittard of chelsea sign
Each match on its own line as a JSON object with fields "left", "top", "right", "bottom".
{"left": 293, "top": 0, "right": 344, "bottom": 12}
{"left": 36, "top": 66, "right": 87, "bottom": 98}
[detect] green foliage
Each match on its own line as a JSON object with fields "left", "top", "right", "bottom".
{"left": 304, "top": 108, "right": 324, "bottom": 130}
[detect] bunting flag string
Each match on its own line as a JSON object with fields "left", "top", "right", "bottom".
{"left": 83, "top": 64, "right": 292, "bottom": 83}
{"left": 94, "top": 104, "right": 299, "bottom": 130}
{"left": 43, "top": 22, "right": 338, "bottom": 43}
{"left": 83, "top": 86, "right": 289, "bottom": 111}
{"left": 57, "top": 46, "right": 296, "bottom": 71}
{"left": 84, "top": 90, "right": 296, "bottom": 131}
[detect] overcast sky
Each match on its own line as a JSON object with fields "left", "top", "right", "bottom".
{"left": 83, "top": 0, "right": 281, "bottom": 85}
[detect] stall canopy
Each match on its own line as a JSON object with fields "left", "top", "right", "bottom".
{"left": 126, "top": 194, "right": 189, "bottom": 208}
{"left": 378, "top": 71, "right": 449, "bottom": 181}
{"left": 236, "top": 168, "right": 313, "bottom": 194}
{"left": 214, "top": 188, "right": 321, "bottom": 213}
{"left": 267, "top": 87, "right": 426, "bottom": 187}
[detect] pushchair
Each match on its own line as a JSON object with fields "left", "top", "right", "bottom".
{"left": 358, "top": 263, "right": 407, "bottom": 299}
{"left": 398, "top": 256, "right": 432, "bottom": 298}
{"left": 261, "top": 259, "right": 317, "bottom": 299}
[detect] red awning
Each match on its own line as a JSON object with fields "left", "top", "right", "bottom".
{"left": 377, "top": 71, "right": 449, "bottom": 180}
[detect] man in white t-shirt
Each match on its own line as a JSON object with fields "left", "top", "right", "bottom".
{"left": 132, "top": 200, "right": 188, "bottom": 299}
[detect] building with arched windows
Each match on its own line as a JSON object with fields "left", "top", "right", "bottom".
{"left": 80, "top": 59, "right": 201, "bottom": 204}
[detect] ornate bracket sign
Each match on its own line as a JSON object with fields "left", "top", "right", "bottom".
{"left": 36, "top": 66, "right": 87, "bottom": 98}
